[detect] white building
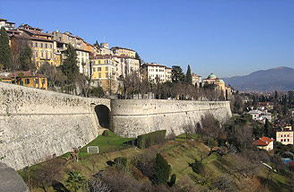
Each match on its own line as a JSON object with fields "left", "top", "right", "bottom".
{"left": 141, "top": 63, "right": 172, "bottom": 83}
{"left": 192, "top": 73, "right": 202, "bottom": 87}
{"left": 0, "top": 18, "right": 15, "bottom": 31}
{"left": 247, "top": 109, "right": 272, "bottom": 123}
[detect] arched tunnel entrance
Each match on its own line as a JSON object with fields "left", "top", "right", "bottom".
{"left": 94, "top": 104, "right": 110, "bottom": 129}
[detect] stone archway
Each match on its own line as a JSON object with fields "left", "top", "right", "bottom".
{"left": 94, "top": 104, "right": 110, "bottom": 129}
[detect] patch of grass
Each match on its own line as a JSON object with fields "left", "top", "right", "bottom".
{"left": 78, "top": 130, "right": 135, "bottom": 158}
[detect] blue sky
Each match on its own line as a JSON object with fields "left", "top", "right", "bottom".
{"left": 0, "top": 0, "right": 293, "bottom": 77}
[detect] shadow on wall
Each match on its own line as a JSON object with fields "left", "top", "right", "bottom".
{"left": 94, "top": 104, "right": 110, "bottom": 129}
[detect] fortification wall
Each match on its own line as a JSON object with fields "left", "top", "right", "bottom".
{"left": 111, "top": 99, "right": 232, "bottom": 138}
{"left": 0, "top": 83, "right": 110, "bottom": 170}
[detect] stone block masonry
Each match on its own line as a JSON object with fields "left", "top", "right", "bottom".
{"left": 111, "top": 99, "right": 232, "bottom": 138}
{"left": 0, "top": 82, "right": 232, "bottom": 170}
{"left": 0, "top": 82, "right": 110, "bottom": 170}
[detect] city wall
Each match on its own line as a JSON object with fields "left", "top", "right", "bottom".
{"left": 111, "top": 99, "right": 232, "bottom": 138}
{"left": 0, "top": 82, "right": 232, "bottom": 170}
{"left": 0, "top": 83, "right": 109, "bottom": 170}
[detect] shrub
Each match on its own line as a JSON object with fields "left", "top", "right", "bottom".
{"left": 137, "top": 130, "right": 166, "bottom": 149}
{"left": 189, "top": 159, "right": 204, "bottom": 174}
{"left": 114, "top": 157, "right": 127, "bottom": 168}
{"left": 168, "top": 174, "right": 176, "bottom": 187}
{"left": 102, "top": 130, "right": 111, "bottom": 136}
{"left": 89, "top": 87, "right": 104, "bottom": 97}
{"left": 152, "top": 153, "right": 171, "bottom": 185}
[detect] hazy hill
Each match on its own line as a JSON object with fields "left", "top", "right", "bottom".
{"left": 223, "top": 67, "right": 294, "bottom": 92}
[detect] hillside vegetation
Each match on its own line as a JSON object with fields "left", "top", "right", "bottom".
{"left": 19, "top": 125, "right": 292, "bottom": 192}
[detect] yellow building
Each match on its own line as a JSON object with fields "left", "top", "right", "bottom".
{"left": 111, "top": 47, "right": 136, "bottom": 58}
{"left": 9, "top": 71, "right": 48, "bottom": 90}
{"left": 91, "top": 55, "right": 117, "bottom": 93}
{"left": 10, "top": 24, "right": 57, "bottom": 68}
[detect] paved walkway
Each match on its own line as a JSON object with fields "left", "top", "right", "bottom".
{"left": 0, "top": 163, "right": 29, "bottom": 192}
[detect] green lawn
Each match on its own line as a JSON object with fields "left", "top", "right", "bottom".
{"left": 78, "top": 130, "right": 135, "bottom": 158}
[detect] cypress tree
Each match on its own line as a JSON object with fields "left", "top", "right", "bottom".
{"left": 61, "top": 44, "right": 79, "bottom": 84}
{"left": 185, "top": 64, "right": 192, "bottom": 84}
{"left": 153, "top": 153, "right": 171, "bottom": 185}
{"left": 19, "top": 43, "right": 33, "bottom": 71}
{"left": 0, "top": 27, "right": 12, "bottom": 70}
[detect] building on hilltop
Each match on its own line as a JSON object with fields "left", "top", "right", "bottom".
{"left": 253, "top": 136, "right": 274, "bottom": 151}
{"left": 202, "top": 73, "right": 232, "bottom": 99}
{"left": 141, "top": 63, "right": 172, "bottom": 83}
{"left": 192, "top": 73, "right": 201, "bottom": 87}
{"left": 9, "top": 24, "right": 57, "bottom": 68}
{"left": 0, "top": 71, "right": 48, "bottom": 90}
{"left": 111, "top": 46, "right": 136, "bottom": 58}
{"left": 52, "top": 31, "right": 91, "bottom": 75}
{"left": 91, "top": 55, "right": 117, "bottom": 94}
{"left": 0, "top": 18, "right": 15, "bottom": 31}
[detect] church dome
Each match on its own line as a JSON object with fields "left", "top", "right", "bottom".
{"left": 217, "top": 79, "right": 224, "bottom": 83}
{"left": 207, "top": 73, "right": 217, "bottom": 79}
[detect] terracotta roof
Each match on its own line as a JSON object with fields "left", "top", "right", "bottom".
{"left": 253, "top": 136, "right": 274, "bottom": 146}
{"left": 111, "top": 46, "right": 135, "bottom": 52}
{"left": 142, "top": 63, "right": 170, "bottom": 68}
{"left": 8, "top": 71, "right": 46, "bottom": 78}
{"left": 18, "top": 28, "right": 53, "bottom": 37}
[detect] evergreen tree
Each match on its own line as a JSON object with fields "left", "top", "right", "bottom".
{"left": 19, "top": 43, "right": 33, "bottom": 71}
{"left": 153, "top": 153, "right": 171, "bottom": 185}
{"left": 263, "top": 119, "right": 273, "bottom": 137}
{"left": 94, "top": 40, "right": 100, "bottom": 48}
{"left": 185, "top": 64, "right": 192, "bottom": 84}
{"left": 0, "top": 27, "right": 12, "bottom": 70}
{"left": 171, "top": 66, "right": 185, "bottom": 83}
{"left": 61, "top": 44, "right": 79, "bottom": 84}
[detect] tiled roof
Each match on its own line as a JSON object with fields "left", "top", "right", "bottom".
{"left": 111, "top": 46, "right": 135, "bottom": 52}
{"left": 8, "top": 71, "right": 46, "bottom": 78}
{"left": 253, "top": 136, "right": 274, "bottom": 146}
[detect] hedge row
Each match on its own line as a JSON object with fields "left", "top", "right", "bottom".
{"left": 137, "top": 130, "right": 166, "bottom": 149}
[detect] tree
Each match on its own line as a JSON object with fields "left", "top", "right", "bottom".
{"left": 152, "top": 153, "right": 171, "bottom": 185}
{"left": 171, "top": 66, "right": 185, "bottom": 83}
{"left": 0, "top": 27, "right": 12, "bottom": 70}
{"left": 135, "top": 52, "right": 142, "bottom": 65}
{"left": 61, "top": 44, "right": 79, "bottom": 91}
{"left": 65, "top": 171, "right": 86, "bottom": 192}
{"left": 185, "top": 65, "right": 192, "bottom": 85}
{"left": 19, "top": 43, "right": 34, "bottom": 71}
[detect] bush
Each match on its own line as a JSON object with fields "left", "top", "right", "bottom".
{"left": 189, "top": 159, "right": 204, "bottom": 174}
{"left": 114, "top": 157, "right": 127, "bottom": 168}
{"left": 168, "top": 174, "right": 176, "bottom": 187}
{"left": 89, "top": 87, "right": 104, "bottom": 97}
{"left": 102, "top": 130, "right": 111, "bottom": 136}
{"left": 152, "top": 153, "right": 171, "bottom": 185}
{"left": 137, "top": 130, "right": 166, "bottom": 149}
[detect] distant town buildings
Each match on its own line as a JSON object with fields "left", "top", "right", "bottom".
{"left": 141, "top": 63, "right": 172, "bottom": 83}
{"left": 276, "top": 125, "right": 294, "bottom": 145}
{"left": 253, "top": 136, "right": 274, "bottom": 151}
{"left": 192, "top": 73, "right": 201, "bottom": 87}
{"left": 0, "top": 18, "right": 15, "bottom": 31}
{"left": 247, "top": 109, "right": 272, "bottom": 123}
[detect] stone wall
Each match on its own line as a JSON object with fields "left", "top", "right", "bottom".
{"left": 111, "top": 99, "right": 232, "bottom": 138}
{"left": 0, "top": 83, "right": 110, "bottom": 170}
{"left": 0, "top": 82, "right": 232, "bottom": 170}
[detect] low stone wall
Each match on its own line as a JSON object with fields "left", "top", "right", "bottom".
{"left": 111, "top": 99, "right": 232, "bottom": 138}
{"left": 0, "top": 83, "right": 110, "bottom": 170}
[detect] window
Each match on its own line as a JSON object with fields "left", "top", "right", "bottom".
{"left": 45, "top": 43, "right": 47, "bottom": 48}
{"left": 98, "top": 73, "right": 101, "bottom": 78}
{"left": 93, "top": 67, "right": 96, "bottom": 72}
{"left": 50, "top": 44, "right": 52, "bottom": 49}
{"left": 35, "top": 79, "right": 39, "bottom": 84}
{"left": 35, "top": 42, "right": 38, "bottom": 47}
{"left": 31, "top": 42, "right": 34, "bottom": 47}
{"left": 98, "top": 67, "right": 101, "bottom": 71}
{"left": 25, "top": 79, "right": 30, "bottom": 84}
{"left": 41, "top": 43, "right": 43, "bottom": 48}
{"left": 41, "top": 51, "right": 44, "bottom": 58}
{"left": 105, "top": 67, "right": 108, "bottom": 71}
{"left": 42, "top": 79, "right": 45, "bottom": 84}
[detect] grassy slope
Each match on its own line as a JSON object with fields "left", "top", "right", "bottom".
{"left": 20, "top": 132, "right": 291, "bottom": 192}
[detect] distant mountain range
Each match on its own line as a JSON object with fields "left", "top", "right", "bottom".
{"left": 223, "top": 67, "right": 294, "bottom": 92}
